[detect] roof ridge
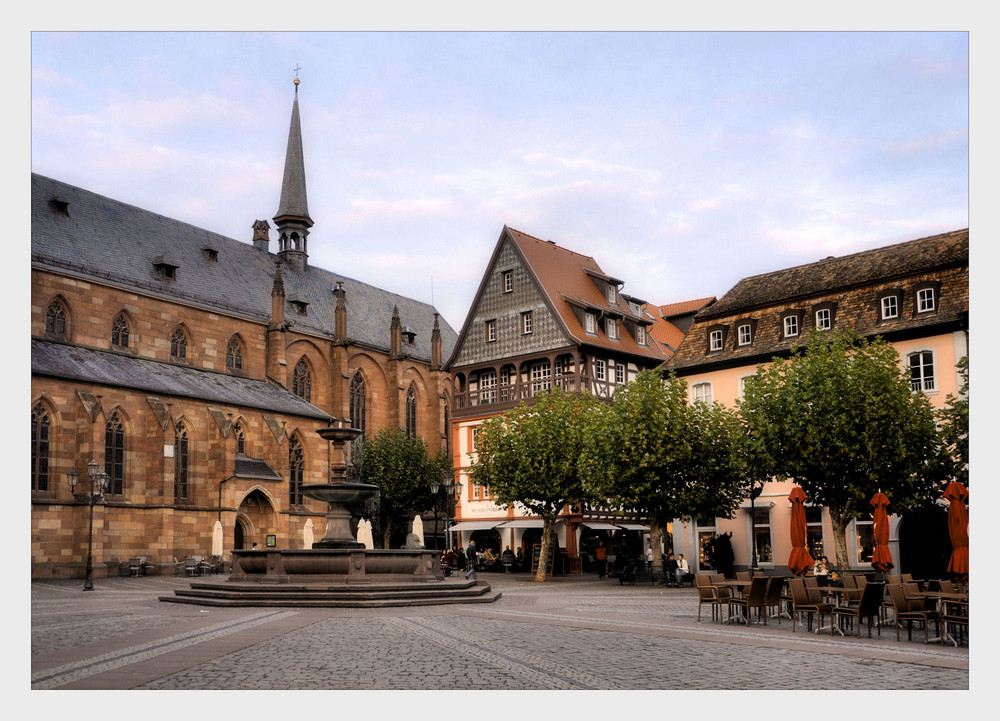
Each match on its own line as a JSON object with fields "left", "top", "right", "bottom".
{"left": 505, "top": 226, "right": 599, "bottom": 264}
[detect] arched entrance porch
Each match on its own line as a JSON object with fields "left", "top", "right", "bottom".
{"left": 233, "top": 488, "right": 279, "bottom": 550}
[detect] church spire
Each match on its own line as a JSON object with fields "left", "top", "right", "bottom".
{"left": 274, "top": 73, "right": 312, "bottom": 272}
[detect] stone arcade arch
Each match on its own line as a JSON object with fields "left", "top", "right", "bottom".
{"left": 234, "top": 488, "right": 278, "bottom": 550}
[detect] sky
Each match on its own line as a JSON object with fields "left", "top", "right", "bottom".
{"left": 30, "top": 30, "right": 969, "bottom": 334}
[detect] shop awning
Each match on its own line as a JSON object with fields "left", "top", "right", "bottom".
{"left": 495, "top": 519, "right": 546, "bottom": 529}
{"left": 448, "top": 521, "right": 504, "bottom": 532}
{"left": 581, "top": 521, "right": 620, "bottom": 530}
{"left": 614, "top": 523, "right": 650, "bottom": 532}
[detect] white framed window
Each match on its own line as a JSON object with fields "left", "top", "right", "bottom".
{"left": 585, "top": 312, "right": 596, "bottom": 334}
{"left": 692, "top": 382, "right": 712, "bottom": 404}
{"left": 805, "top": 506, "right": 825, "bottom": 560}
{"left": 881, "top": 295, "right": 899, "bottom": 320}
{"left": 783, "top": 315, "right": 799, "bottom": 337}
{"left": 815, "top": 308, "right": 831, "bottom": 331}
{"left": 853, "top": 519, "right": 874, "bottom": 566}
{"left": 503, "top": 270, "right": 513, "bottom": 293}
{"left": 917, "top": 287, "right": 936, "bottom": 313}
{"left": 595, "top": 359, "right": 606, "bottom": 381}
{"left": 607, "top": 284, "right": 617, "bottom": 304}
{"left": 738, "top": 373, "right": 756, "bottom": 400}
{"left": 485, "top": 319, "right": 496, "bottom": 342}
{"left": 530, "top": 361, "right": 551, "bottom": 394}
{"left": 908, "top": 350, "right": 936, "bottom": 392}
{"left": 471, "top": 427, "right": 479, "bottom": 451}
{"left": 635, "top": 325, "right": 646, "bottom": 346}
{"left": 615, "top": 363, "right": 625, "bottom": 384}
{"left": 709, "top": 329, "right": 724, "bottom": 351}
{"left": 478, "top": 369, "right": 497, "bottom": 405}
{"left": 606, "top": 318, "right": 619, "bottom": 340}
{"left": 750, "top": 507, "right": 773, "bottom": 564}
{"left": 737, "top": 324, "right": 752, "bottom": 346}
{"left": 521, "top": 311, "right": 533, "bottom": 334}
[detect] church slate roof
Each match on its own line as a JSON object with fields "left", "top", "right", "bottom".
{"left": 32, "top": 338, "right": 331, "bottom": 419}
{"left": 31, "top": 174, "right": 457, "bottom": 363}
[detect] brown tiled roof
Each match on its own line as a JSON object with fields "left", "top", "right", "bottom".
{"left": 658, "top": 297, "right": 716, "bottom": 318}
{"left": 666, "top": 229, "right": 969, "bottom": 373}
{"left": 506, "top": 227, "right": 672, "bottom": 362}
{"left": 648, "top": 314, "right": 686, "bottom": 355}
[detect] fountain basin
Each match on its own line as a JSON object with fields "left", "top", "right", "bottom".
{"left": 300, "top": 482, "right": 379, "bottom": 504}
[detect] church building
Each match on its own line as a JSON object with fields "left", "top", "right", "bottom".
{"left": 31, "top": 80, "right": 457, "bottom": 579}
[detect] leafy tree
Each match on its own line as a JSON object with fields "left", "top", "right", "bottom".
{"left": 587, "top": 370, "right": 753, "bottom": 571}
{"left": 471, "top": 387, "right": 606, "bottom": 581}
{"left": 739, "top": 329, "right": 941, "bottom": 571}
{"left": 937, "top": 355, "right": 969, "bottom": 487}
{"left": 356, "top": 428, "right": 443, "bottom": 548}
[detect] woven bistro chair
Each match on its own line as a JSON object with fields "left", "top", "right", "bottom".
{"left": 764, "top": 576, "right": 786, "bottom": 623}
{"left": 903, "top": 582, "right": 933, "bottom": 612}
{"left": 736, "top": 571, "right": 751, "bottom": 582}
{"left": 831, "top": 581, "right": 883, "bottom": 638}
{"left": 696, "top": 576, "right": 724, "bottom": 622}
{"left": 789, "top": 577, "right": 832, "bottom": 633}
{"left": 887, "top": 583, "right": 939, "bottom": 643}
{"left": 940, "top": 599, "right": 969, "bottom": 647}
{"left": 727, "top": 576, "right": 769, "bottom": 626}
{"left": 937, "top": 579, "right": 957, "bottom": 594}
{"left": 709, "top": 573, "right": 734, "bottom": 600}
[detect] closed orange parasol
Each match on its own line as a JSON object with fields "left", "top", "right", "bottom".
{"left": 943, "top": 481, "right": 969, "bottom": 581}
{"left": 787, "top": 486, "right": 814, "bottom": 576}
{"left": 870, "top": 492, "right": 894, "bottom": 573}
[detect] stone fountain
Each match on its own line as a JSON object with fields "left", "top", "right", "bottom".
{"left": 160, "top": 417, "right": 500, "bottom": 608}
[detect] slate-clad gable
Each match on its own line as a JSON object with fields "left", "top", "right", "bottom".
{"left": 31, "top": 174, "right": 457, "bottom": 362}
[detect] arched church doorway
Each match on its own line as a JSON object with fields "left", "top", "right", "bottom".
{"left": 234, "top": 489, "right": 278, "bottom": 550}
{"left": 898, "top": 503, "right": 951, "bottom": 580}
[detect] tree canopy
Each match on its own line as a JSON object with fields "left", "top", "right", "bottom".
{"left": 937, "top": 355, "right": 969, "bottom": 487}
{"left": 738, "top": 329, "right": 941, "bottom": 570}
{"left": 471, "top": 387, "right": 606, "bottom": 581}
{"left": 588, "top": 369, "right": 753, "bottom": 568}
{"left": 356, "top": 428, "right": 449, "bottom": 548}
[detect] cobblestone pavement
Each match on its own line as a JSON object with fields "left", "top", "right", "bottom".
{"left": 30, "top": 573, "right": 971, "bottom": 693}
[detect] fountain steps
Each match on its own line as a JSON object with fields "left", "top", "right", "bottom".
{"left": 159, "top": 580, "right": 502, "bottom": 608}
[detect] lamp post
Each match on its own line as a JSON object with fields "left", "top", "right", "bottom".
{"left": 429, "top": 476, "right": 462, "bottom": 551}
{"left": 68, "top": 460, "right": 109, "bottom": 591}
{"left": 749, "top": 483, "right": 763, "bottom": 572}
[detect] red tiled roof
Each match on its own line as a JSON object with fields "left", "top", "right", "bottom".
{"left": 657, "top": 297, "right": 716, "bottom": 318}
{"left": 506, "top": 227, "right": 672, "bottom": 361}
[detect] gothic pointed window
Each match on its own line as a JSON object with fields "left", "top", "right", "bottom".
{"left": 45, "top": 300, "right": 67, "bottom": 338}
{"left": 293, "top": 358, "right": 312, "bottom": 401}
{"left": 105, "top": 412, "right": 125, "bottom": 495}
{"left": 226, "top": 337, "right": 243, "bottom": 371}
{"left": 111, "top": 313, "right": 130, "bottom": 349}
{"left": 233, "top": 421, "right": 246, "bottom": 455}
{"left": 32, "top": 403, "right": 50, "bottom": 492}
{"left": 171, "top": 327, "right": 188, "bottom": 360}
{"left": 350, "top": 372, "right": 367, "bottom": 437}
{"left": 174, "top": 421, "right": 189, "bottom": 499}
{"left": 405, "top": 385, "right": 417, "bottom": 439}
{"left": 289, "top": 435, "right": 304, "bottom": 505}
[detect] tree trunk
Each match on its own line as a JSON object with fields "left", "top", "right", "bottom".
{"left": 381, "top": 517, "right": 392, "bottom": 550}
{"left": 828, "top": 508, "right": 851, "bottom": 573}
{"left": 534, "top": 517, "right": 555, "bottom": 582}
{"left": 649, "top": 517, "right": 664, "bottom": 572}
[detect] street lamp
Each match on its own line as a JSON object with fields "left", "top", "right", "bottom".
{"left": 749, "top": 483, "right": 763, "bottom": 571}
{"left": 68, "top": 460, "right": 109, "bottom": 591}
{"left": 430, "top": 476, "right": 462, "bottom": 551}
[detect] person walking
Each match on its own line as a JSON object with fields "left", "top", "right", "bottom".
{"left": 465, "top": 539, "right": 478, "bottom": 580}
{"left": 594, "top": 540, "right": 608, "bottom": 579}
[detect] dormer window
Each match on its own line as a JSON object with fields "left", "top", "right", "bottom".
{"left": 737, "top": 323, "right": 752, "bottom": 347}
{"left": 781, "top": 311, "right": 803, "bottom": 338}
{"left": 606, "top": 318, "right": 619, "bottom": 340}
{"left": 707, "top": 324, "right": 728, "bottom": 353}
{"left": 585, "top": 312, "right": 597, "bottom": 335}
{"left": 290, "top": 300, "right": 308, "bottom": 315}
{"left": 914, "top": 283, "right": 940, "bottom": 315}
{"left": 153, "top": 254, "right": 179, "bottom": 282}
{"left": 635, "top": 324, "right": 646, "bottom": 346}
{"left": 607, "top": 284, "right": 617, "bottom": 305}
{"left": 813, "top": 302, "right": 836, "bottom": 331}
{"left": 203, "top": 247, "right": 219, "bottom": 262}
{"left": 402, "top": 327, "right": 417, "bottom": 345}
{"left": 878, "top": 290, "right": 901, "bottom": 321}
{"left": 48, "top": 198, "right": 69, "bottom": 215}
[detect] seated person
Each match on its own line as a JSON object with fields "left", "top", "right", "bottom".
{"left": 675, "top": 554, "right": 691, "bottom": 585}
{"left": 663, "top": 552, "right": 679, "bottom": 587}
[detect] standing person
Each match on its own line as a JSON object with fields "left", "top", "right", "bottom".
{"left": 594, "top": 540, "right": 608, "bottom": 579}
{"left": 515, "top": 547, "right": 524, "bottom": 572}
{"left": 676, "top": 553, "right": 690, "bottom": 586}
{"left": 465, "top": 539, "right": 478, "bottom": 580}
{"left": 664, "top": 552, "right": 679, "bottom": 587}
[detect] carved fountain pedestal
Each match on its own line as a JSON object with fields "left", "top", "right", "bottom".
{"left": 160, "top": 418, "right": 500, "bottom": 607}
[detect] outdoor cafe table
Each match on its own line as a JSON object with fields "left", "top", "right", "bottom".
{"left": 910, "top": 591, "right": 969, "bottom": 645}
{"left": 712, "top": 580, "right": 752, "bottom": 623}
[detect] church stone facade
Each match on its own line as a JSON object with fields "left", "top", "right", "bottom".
{"left": 31, "top": 83, "right": 457, "bottom": 579}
